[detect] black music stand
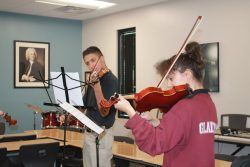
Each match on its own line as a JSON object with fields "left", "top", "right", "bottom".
{"left": 59, "top": 102, "right": 104, "bottom": 167}
{"left": 38, "top": 67, "right": 102, "bottom": 167}
{"left": 38, "top": 67, "right": 86, "bottom": 159}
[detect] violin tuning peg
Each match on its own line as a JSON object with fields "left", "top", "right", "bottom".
{"left": 110, "top": 93, "right": 119, "bottom": 101}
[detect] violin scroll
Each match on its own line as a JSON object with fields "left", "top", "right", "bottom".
{"left": 100, "top": 93, "right": 119, "bottom": 109}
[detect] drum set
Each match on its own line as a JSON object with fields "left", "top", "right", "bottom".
{"left": 26, "top": 104, "right": 84, "bottom": 131}
{"left": 41, "top": 111, "right": 84, "bottom": 130}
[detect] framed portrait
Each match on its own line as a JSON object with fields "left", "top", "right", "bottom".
{"left": 14, "top": 40, "right": 50, "bottom": 88}
{"left": 201, "top": 42, "right": 219, "bottom": 92}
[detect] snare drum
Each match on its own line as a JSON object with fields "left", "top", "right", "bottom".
{"left": 41, "top": 111, "right": 59, "bottom": 128}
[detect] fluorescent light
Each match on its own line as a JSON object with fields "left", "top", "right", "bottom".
{"left": 35, "top": 0, "right": 66, "bottom": 6}
{"left": 35, "top": 0, "right": 116, "bottom": 9}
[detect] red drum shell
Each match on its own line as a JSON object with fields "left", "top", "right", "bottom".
{"left": 69, "top": 116, "right": 84, "bottom": 130}
{"left": 41, "top": 111, "right": 59, "bottom": 128}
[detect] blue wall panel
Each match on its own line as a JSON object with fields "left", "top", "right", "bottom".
{"left": 0, "top": 12, "right": 82, "bottom": 133}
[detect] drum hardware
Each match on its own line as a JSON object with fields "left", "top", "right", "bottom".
{"left": 26, "top": 104, "right": 44, "bottom": 113}
{"left": 26, "top": 104, "right": 45, "bottom": 130}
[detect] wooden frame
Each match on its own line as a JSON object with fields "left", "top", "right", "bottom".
{"left": 14, "top": 40, "right": 50, "bottom": 88}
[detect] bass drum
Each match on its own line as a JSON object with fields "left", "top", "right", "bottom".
{"left": 41, "top": 111, "right": 59, "bottom": 128}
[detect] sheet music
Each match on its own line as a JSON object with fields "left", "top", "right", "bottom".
{"left": 51, "top": 72, "right": 84, "bottom": 106}
{"left": 59, "top": 102, "right": 104, "bottom": 135}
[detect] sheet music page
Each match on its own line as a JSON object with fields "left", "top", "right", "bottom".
{"left": 59, "top": 102, "right": 104, "bottom": 134}
{"left": 51, "top": 72, "right": 84, "bottom": 106}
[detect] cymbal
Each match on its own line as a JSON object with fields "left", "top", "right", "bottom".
{"left": 26, "top": 104, "right": 45, "bottom": 113}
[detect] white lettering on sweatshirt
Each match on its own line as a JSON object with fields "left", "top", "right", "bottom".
{"left": 199, "top": 121, "right": 217, "bottom": 134}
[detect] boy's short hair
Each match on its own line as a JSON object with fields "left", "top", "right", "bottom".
{"left": 82, "top": 46, "right": 103, "bottom": 59}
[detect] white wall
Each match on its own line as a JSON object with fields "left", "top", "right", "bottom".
{"left": 82, "top": 0, "right": 250, "bottom": 151}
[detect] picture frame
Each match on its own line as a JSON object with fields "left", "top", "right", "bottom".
{"left": 14, "top": 40, "right": 50, "bottom": 88}
{"left": 201, "top": 42, "right": 220, "bottom": 92}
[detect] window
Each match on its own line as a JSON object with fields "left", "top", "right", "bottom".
{"left": 117, "top": 27, "right": 136, "bottom": 119}
{"left": 201, "top": 42, "right": 219, "bottom": 92}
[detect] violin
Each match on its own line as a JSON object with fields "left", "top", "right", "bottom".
{"left": 100, "top": 84, "right": 189, "bottom": 113}
{"left": 86, "top": 67, "right": 109, "bottom": 86}
{"left": 0, "top": 111, "right": 17, "bottom": 126}
{"left": 98, "top": 67, "right": 109, "bottom": 78}
{"left": 100, "top": 16, "right": 202, "bottom": 113}
{"left": 87, "top": 55, "right": 109, "bottom": 85}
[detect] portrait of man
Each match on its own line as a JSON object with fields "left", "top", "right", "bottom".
{"left": 19, "top": 47, "right": 45, "bottom": 82}
{"left": 14, "top": 40, "right": 49, "bottom": 88}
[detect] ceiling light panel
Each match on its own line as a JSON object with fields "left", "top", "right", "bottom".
{"left": 35, "top": 0, "right": 116, "bottom": 9}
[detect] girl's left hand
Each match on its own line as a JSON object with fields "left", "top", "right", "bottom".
{"left": 114, "top": 95, "right": 136, "bottom": 118}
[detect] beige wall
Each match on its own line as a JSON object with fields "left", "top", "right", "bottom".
{"left": 82, "top": 0, "right": 250, "bottom": 137}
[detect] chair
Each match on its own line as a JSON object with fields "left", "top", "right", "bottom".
{"left": 3, "top": 134, "right": 37, "bottom": 167}
{"left": 113, "top": 136, "right": 134, "bottom": 167}
{"left": 231, "top": 155, "right": 250, "bottom": 167}
{"left": 61, "top": 158, "right": 83, "bottom": 167}
{"left": 216, "top": 114, "right": 250, "bottom": 162}
{"left": 114, "top": 136, "right": 134, "bottom": 144}
{"left": 0, "top": 122, "right": 5, "bottom": 134}
{"left": 0, "top": 134, "right": 37, "bottom": 142}
{"left": 56, "top": 145, "right": 83, "bottom": 167}
{"left": 19, "top": 142, "right": 60, "bottom": 167}
{"left": 0, "top": 147, "right": 10, "bottom": 167}
{"left": 215, "top": 154, "right": 237, "bottom": 162}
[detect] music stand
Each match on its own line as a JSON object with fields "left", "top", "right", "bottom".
{"left": 38, "top": 67, "right": 86, "bottom": 160}
{"left": 59, "top": 102, "right": 104, "bottom": 167}
{"left": 38, "top": 67, "right": 103, "bottom": 167}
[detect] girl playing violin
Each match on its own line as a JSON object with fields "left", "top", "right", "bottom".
{"left": 114, "top": 41, "right": 218, "bottom": 167}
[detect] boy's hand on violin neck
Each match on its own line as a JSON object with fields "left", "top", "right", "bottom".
{"left": 90, "top": 70, "right": 98, "bottom": 79}
{"left": 89, "top": 71, "right": 99, "bottom": 85}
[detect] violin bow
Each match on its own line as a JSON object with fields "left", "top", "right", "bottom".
{"left": 157, "top": 16, "right": 203, "bottom": 88}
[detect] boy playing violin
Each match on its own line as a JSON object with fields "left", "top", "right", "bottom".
{"left": 114, "top": 42, "right": 218, "bottom": 167}
{"left": 82, "top": 46, "right": 118, "bottom": 167}
{"left": 59, "top": 46, "right": 118, "bottom": 167}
